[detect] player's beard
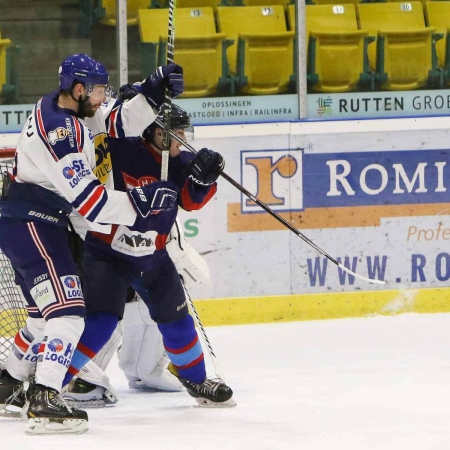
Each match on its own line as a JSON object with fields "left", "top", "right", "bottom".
{"left": 77, "top": 95, "right": 98, "bottom": 118}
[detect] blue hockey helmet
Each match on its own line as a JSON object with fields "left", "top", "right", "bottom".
{"left": 59, "top": 54, "right": 110, "bottom": 90}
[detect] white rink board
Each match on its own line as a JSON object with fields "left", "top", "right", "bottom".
{"left": 4, "top": 117, "right": 450, "bottom": 300}
{"left": 179, "top": 118, "right": 450, "bottom": 299}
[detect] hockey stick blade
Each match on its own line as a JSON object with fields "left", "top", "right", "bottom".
{"left": 157, "top": 119, "right": 386, "bottom": 285}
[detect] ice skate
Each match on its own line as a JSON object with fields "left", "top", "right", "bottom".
{"left": 63, "top": 378, "right": 118, "bottom": 409}
{"left": 0, "top": 369, "right": 26, "bottom": 418}
{"left": 26, "top": 384, "right": 88, "bottom": 435}
{"left": 168, "top": 363, "right": 236, "bottom": 407}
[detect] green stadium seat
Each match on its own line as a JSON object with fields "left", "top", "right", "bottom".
{"left": 217, "top": 5, "right": 295, "bottom": 94}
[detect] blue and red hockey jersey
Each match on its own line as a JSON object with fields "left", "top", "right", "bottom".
{"left": 85, "top": 137, "right": 216, "bottom": 270}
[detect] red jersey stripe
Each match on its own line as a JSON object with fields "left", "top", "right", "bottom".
{"left": 78, "top": 185, "right": 105, "bottom": 217}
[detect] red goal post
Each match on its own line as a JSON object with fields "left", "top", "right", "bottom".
{"left": 0, "top": 147, "right": 27, "bottom": 368}
{"left": 0, "top": 148, "right": 15, "bottom": 159}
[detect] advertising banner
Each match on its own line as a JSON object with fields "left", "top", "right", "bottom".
{"left": 3, "top": 116, "right": 450, "bottom": 310}
{"left": 180, "top": 125, "right": 450, "bottom": 302}
{"left": 308, "top": 89, "right": 450, "bottom": 120}
{"left": 0, "top": 96, "right": 299, "bottom": 133}
{"left": 0, "top": 105, "right": 33, "bottom": 133}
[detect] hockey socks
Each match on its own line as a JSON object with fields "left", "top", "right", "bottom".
{"left": 5, "top": 317, "right": 45, "bottom": 382}
{"left": 35, "top": 316, "right": 85, "bottom": 392}
{"left": 158, "top": 315, "right": 205, "bottom": 384}
{"left": 63, "top": 312, "right": 118, "bottom": 387}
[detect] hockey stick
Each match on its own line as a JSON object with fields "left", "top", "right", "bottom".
{"left": 180, "top": 278, "right": 226, "bottom": 381}
{"left": 160, "top": 0, "right": 176, "bottom": 181}
{"left": 155, "top": 118, "right": 386, "bottom": 285}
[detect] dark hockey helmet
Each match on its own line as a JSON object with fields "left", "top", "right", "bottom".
{"left": 143, "top": 104, "right": 194, "bottom": 142}
{"left": 59, "top": 54, "right": 110, "bottom": 91}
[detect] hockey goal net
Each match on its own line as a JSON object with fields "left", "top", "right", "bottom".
{"left": 0, "top": 148, "right": 27, "bottom": 368}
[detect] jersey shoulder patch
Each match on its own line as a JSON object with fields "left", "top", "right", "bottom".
{"left": 36, "top": 93, "right": 85, "bottom": 160}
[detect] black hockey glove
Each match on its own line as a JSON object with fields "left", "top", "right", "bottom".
{"left": 141, "top": 63, "right": 184, "bottom": 111}
{"left": 128, "top": 181, "right": 178, "bottom": 218}
{"left": 183, "top": 148, "right": 225, "bottom": 186}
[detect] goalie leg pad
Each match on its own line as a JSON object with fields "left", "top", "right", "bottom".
{"left": 119, "top": 299, "right": 182, "bottom": 391}
{"left": 92, "top": 320, "right": 124, "bottom": 372}
{"left": 63, "top": 357, "right": 119, "bottom": 409}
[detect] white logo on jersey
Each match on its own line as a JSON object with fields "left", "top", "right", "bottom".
{"left": 48, "top": 127, "right": 68, "bottom": 145}
{"left": 111, "top": 225, "right": 158, "bottom": 257}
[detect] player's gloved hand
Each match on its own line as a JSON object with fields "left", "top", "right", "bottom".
{"left": 140, "top": 63, "right": 184, "bottom": 111}
{"left": 118, "top": 83, "right": 140, "bottom": 102}
{"left": 128, "top": 181, "right": 178, "bottom": 218}
{"left": 183, "top": 148, "right": 225, "bottom": 186}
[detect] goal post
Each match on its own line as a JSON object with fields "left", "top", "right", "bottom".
{"left": 0, "top": 148, "right": 27, "bottom": 368}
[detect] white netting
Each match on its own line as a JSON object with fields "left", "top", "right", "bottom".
{"left": 0, "top": 153, "right": 27, "bottom": 368}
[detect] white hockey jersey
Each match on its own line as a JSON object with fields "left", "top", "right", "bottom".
{"left": 13, "top": 90, "right": 157, "bottom": 235}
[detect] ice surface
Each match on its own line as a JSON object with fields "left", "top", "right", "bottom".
{"left": 2, "top": 313, "right": 450, "bottom": 449}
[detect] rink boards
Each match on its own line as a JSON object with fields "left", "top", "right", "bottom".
{"left": 179, "top": 116, "right": 450, "bottom": 324}
{"left": 3, "top": 115, "right": 450, "bottom": 325}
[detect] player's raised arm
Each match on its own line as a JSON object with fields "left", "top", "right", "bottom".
{"left": 103, "top": 63, "right": 184, "bottom": 138}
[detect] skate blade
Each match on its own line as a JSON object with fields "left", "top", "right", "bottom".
{"left": 0, "top": 406, "right": 22, "bottom": 419}
{"left": 195, "top": 396, "right": 237, "bottom": 408}
{"left": 63, "top": 397, "right": 115, "bottom": 409}
{"left": 130, "top": 385, "right": 184, "bottom": 393}
{"left": 25, "top": 417, "right": 89, "bottom": 435}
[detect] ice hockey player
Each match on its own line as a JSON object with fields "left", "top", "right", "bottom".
{"left": 63, "top": 218, "right": 212, "bottom": 406}
{"left": 0, "top": 53, "right": 184, "bottom": 435}
{"left": 60, "top": 99, "right": 236, "bottom": 409}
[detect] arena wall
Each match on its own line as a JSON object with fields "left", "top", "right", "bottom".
{"left": 3, "top": 115, "right": 450, "bottom": 325}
